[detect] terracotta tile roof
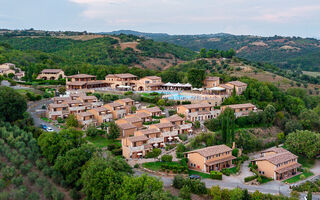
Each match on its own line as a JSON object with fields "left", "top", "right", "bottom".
{"left": 124, "top": 117, "right": 142, "bottom": 123}
{"left": 79, "top": 95, "right": 97, "bottom": 100}
{"left": 164, "top": 114, "right": 184, "bottom": 122}
{"left": 116, "top": 98, "right": 134, "bottom": 103}
{"left": 153, "top": 123, "right": 174, "bottom": 129}
{"left": 261, "top": 147, "right": 289, "bottom": 154}
{"left": 144, "top": 76, "right": 161, "bottom": 80}
{"left": 41, "top": 69, "right": 63, "bottom": 73}
{"left": 77, "top": 112, "right": 94, "bottom": 117}
{"left": 205, "top": 76, "right": 220, "bottom": 81}
{"left": 180, "top": 103, "right": 213, "bottom": 109}
{"left": 49, "top": 103, "right": 68, "bottom": 108}
{"left": 127, "top": 112, "right": 152, "bottom": 119}
{"left": 141, "top": 107, "right": 162, "bottom": 113}
{"left": 227, "top": 81, "right": 247, "bottom": 87}
{"left": 137, "top": 128, "right": 161, "bottom": 135}
{"left": 65, "top": 100, "right": 82, "bottom": 104}
{"left": 205, "top": 156, "right": 236, "bottom": 166}
{"left": 53, "top": 97, "right": 71, "bottom": 102}
{"left": 219, "top": 84, "right": 233, "bottom": 90}
{"left": 105, "top": 102, "right": 122, "bottom": 108}
{"left": 225, "top": 103, "right": 256, "bottom": 109}
{"left": 106, "top": 73, "right": 137, "bottom": 79}
{"left": 67, "top": 74, "right": 96, "bottom": 78}
{"left": 117, "top": 123, "right": 137, "bottom": 130}
{"left": 128, "top": 135, "right": 149, "bottom": 142}
{"left": 254, "top": 151, "right": 298, "bottom": 165}
{"left": 91, "top": 107, "right": 108, "bottom": 112}
{"left": 186, "top": 145, "right": 233, "bottom": 157}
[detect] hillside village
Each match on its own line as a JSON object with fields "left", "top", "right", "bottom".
{"left": 0, "top": 32, "right": 320, "bottom": 200}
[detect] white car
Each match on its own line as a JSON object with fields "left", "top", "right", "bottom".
{"left": 46, "top": 127, "right": 54, "bottom": 132}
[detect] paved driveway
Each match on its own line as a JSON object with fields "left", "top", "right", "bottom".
{"left": 27, "top": 99, "right": 60, "bottom": 132}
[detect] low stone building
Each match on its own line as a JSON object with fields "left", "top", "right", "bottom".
{"left": 37, "top": 69, "right": 65, "bottom": 80}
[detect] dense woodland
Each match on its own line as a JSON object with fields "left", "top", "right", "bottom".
{"left": 109, "top": 31, "right": 320, "bottom": 72}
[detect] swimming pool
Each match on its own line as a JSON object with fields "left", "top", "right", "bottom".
{"left": 166, "top": 94, "right": 194, "bottom": 100}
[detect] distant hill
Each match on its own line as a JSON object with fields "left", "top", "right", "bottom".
{"left": 0, "top": 33, "right": 196, "bottom": 78}
{"left": 107, "top": 30, "right": 320, "bottom": 72}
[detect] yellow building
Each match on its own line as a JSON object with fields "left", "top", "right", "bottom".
{"left": 37, "top": 69, "right": 65, "bottom": 80}
{"left": 177, "top": 103, "right": 220, "bottom": 122}
{"left": 185, "top": 145, "right": 236, "bottom": 173}
{"left": 252, "top": 147, "right": 301, "bottom": 181}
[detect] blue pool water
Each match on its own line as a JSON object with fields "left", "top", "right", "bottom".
{"left": 166, "top": 94, "right": 194, "bottom": 100}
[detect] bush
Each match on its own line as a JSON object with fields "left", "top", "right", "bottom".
{"left": 2, "top": 166, "right": 15, "bottom": 180}
{"left": 168, "top": 110, "right": 177, "bottom": 116}
{"left": 221, "top": 168, "right": 230, "bottom": 176}
{"left": 161, "top": 155, "right": 173, "bottom": 162}
{"left": 27, "top": 192, "right": 40, "bottom": 200}
{"left": 70, "top": 188, "right": 81, "bottom": 200}
{"left": 27, "top": 172, "right": 38, "bottom": 184}
{"left": 244, "top": 175, "right": 258, "bottom": 182}
{"left": 300, "top": 174, "right": 306, "bottom": 180}
{"left": 173, "top": 175, "right": 185, "bottom": 189}
{"left": 124, "top": 91, "right": 133, "bottom": 95}
{"left": 134, "top": 164, "right": 139, "bottom": 168}
{"left": 111, "top": 148, "right": 122, "bottom": 156}
{"left": 12, "top": 176, "right": 24, "bottom": 187}
{"left": 257, "top": 176, "right": 262, "bottom": 184}
{"left": 20, "top": 163, "right": 32, "bottom": 175}
{"left": 36, "top": 159, "right": 47, "bottom": 170}
{"left": 210, "top": 171, "right": 223, "bottom": 180}
{"left": 145, "top": 148, "right": 161, "bottom": 158}
{"left": 179, "top": 185, "right": 191, "bottom": 200}
{"left": 178, "top": 134, "right": 188, "bottom": 141}
{"left": 57, "top": 117, "right": 64, "bottom": 123}
{"left": 232, "top": 148, "right": 239, "bottom": 157}
{"left": 0, "top": 179, "right": 6, "bottom": 191}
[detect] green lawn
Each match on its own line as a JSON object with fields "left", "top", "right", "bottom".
{"left": 142, "top": 161, "right": 181, "bottom": 171}
{"left": 188, "top": 170, "right": 211, "bottom": 179}
{"left": 86, "top": 136, "right": 121, "bottom": 148}
{"left": 260, "top": 176, "right": 273, "bottom": 184}
{"left": 298, "top": 157, "right": 315, "bottom": 168}
{"left": 283, "top": 172, "right": 314, "bottom": 184}
{"left": 226, "top": 167, "right": 237, "bottom": 174}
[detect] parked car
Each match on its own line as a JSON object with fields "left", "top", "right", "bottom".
{"left": 189, "top": 175, "right": 201, "bottom": 180}
{"left": 46, "top": 127, "right": 54, "bottom": 132}
{"left": 40, "top": 124, "right": 47, "bottom": 130}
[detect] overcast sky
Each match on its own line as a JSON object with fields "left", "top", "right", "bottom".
{"left": 1, "top": 0, "right": 320, "bottom": 37}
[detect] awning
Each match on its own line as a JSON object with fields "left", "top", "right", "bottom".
{"left": 153, "top": 143, "right": 159, "bottom": 147}
{"left": 168, "top": 136, "right": 173, "bottom": 140}
{"left": 208, "top": 87, "right": 226, "bottom": 91}
{"left": 137, "top": 153, "right": 143, "bottom": 156}
{"left": 174, "top": 137, "right": 179, "bottom": 139}
{"left": 117, "top": 85, "right": 131, "bottom": 88}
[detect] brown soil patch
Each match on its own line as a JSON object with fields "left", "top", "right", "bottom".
{"left": 207, "top": 38, "right": 221, "bottom": 42}
{"left": 237, "top": 46, "right": 248, "bottom": 53}
{"left": 55, "top": 34, "right": 106, "bottom": 41}
{"left": 250, "top": 41, "right": 268, "bottom": 47}
{"left": 118, "top": 41, "right": 141, "bottom": 52}
{"left": 279, "top": 45, "right": 300, "bottom": 51}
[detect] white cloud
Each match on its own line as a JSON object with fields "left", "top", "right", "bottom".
{"left": 68, "top": 0, "right": 320, "bottom": 35}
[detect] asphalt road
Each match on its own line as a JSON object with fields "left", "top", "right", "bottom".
{"left": 134, "top": 169, "right": 320, "bottom": 199}
{"left": 27, "top": 99, "right": 60, "bottom": 132}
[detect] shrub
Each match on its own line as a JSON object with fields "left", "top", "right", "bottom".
{"left": 194, "top": 121, "right": 200, "bottom": 129}
{"left": 244, "top": 175, "right": 258, "bottom": 182}
{"left": 27, "top": 172, "right": 38, "bottom": 184}
{"left": 111, "top": 148, "right": 122, "bottom": 156}
{"left": 232, "top": 148, "right": 239, "bottom": 157}
{"left": 124, "top": 91, "right": 133, "bottom": 95}
{"left": 173, "top": 175, "right": 185, "bottom": 189}
{"left": 168, "top": 110, "right": 176, "bottom": 116}
{"left": 2, "top": 166, "right": 15, "bottom": 180}
{"left": 178, "top": 134, "right": 188, "bottom": 141}
{"left": 12, "top": 176, "right": 24, "bottom": 187}
{"left": 0, "top": 192, "right": 10, "bottom": 200}
{"left": 0, "top": 179, "right": 6, "bottom": 191}
{"left": 179, "top": 185, "right": 191, "bottom": 200}
{"left": 300, "top": 174, "right": 306, "bottom": 180}
{"left": 57, "top": 117, "right": 64, "bottom": 123}
{"left": 210, "top": 171, "right": 223, "bottom": 180}
{"left": 146, "top": 148, "right": 161, "bottom": 158}
{"left": 35, "top": 159, "right": 47, "bottom": 170}
{"left": 134, "top": 164, "right": 139, "bottom": 168}
{"left": 27, "top": 192, "right": 40, "bottom": 200}
{"left": 257, "top": 176, "right": 262, "bottom": 184}
{"left": 70, "top": 188, "right": 81, "bottom": 200}
{"left": 161, "top": 155, "right": 173, "bottom": 162}
{"left": 221, "top": 168, "right": 230, "bottom": 176}
{"left": 42, "top": 166, "right": 53, "bottom": 177}
{"left": 20, "top": 163, "right": 32, "bottom": 175}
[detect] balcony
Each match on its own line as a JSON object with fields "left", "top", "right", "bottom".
{"left": 69, "top": 106, "right": 86, "bottom": 112}
{"left": 179, "top": 123, "right": 192, "bottom": 130}
{"left": 148, "top": 137, "right": 164, "bottom": 144}
{"left": 80, "top": 119, "right": 97, "bottom": 126}
{"left": 130, "top": 145, "right": 144, "bottom": 152}
{"left": 162, "top": 130, "right": 178, "bottom": 137}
